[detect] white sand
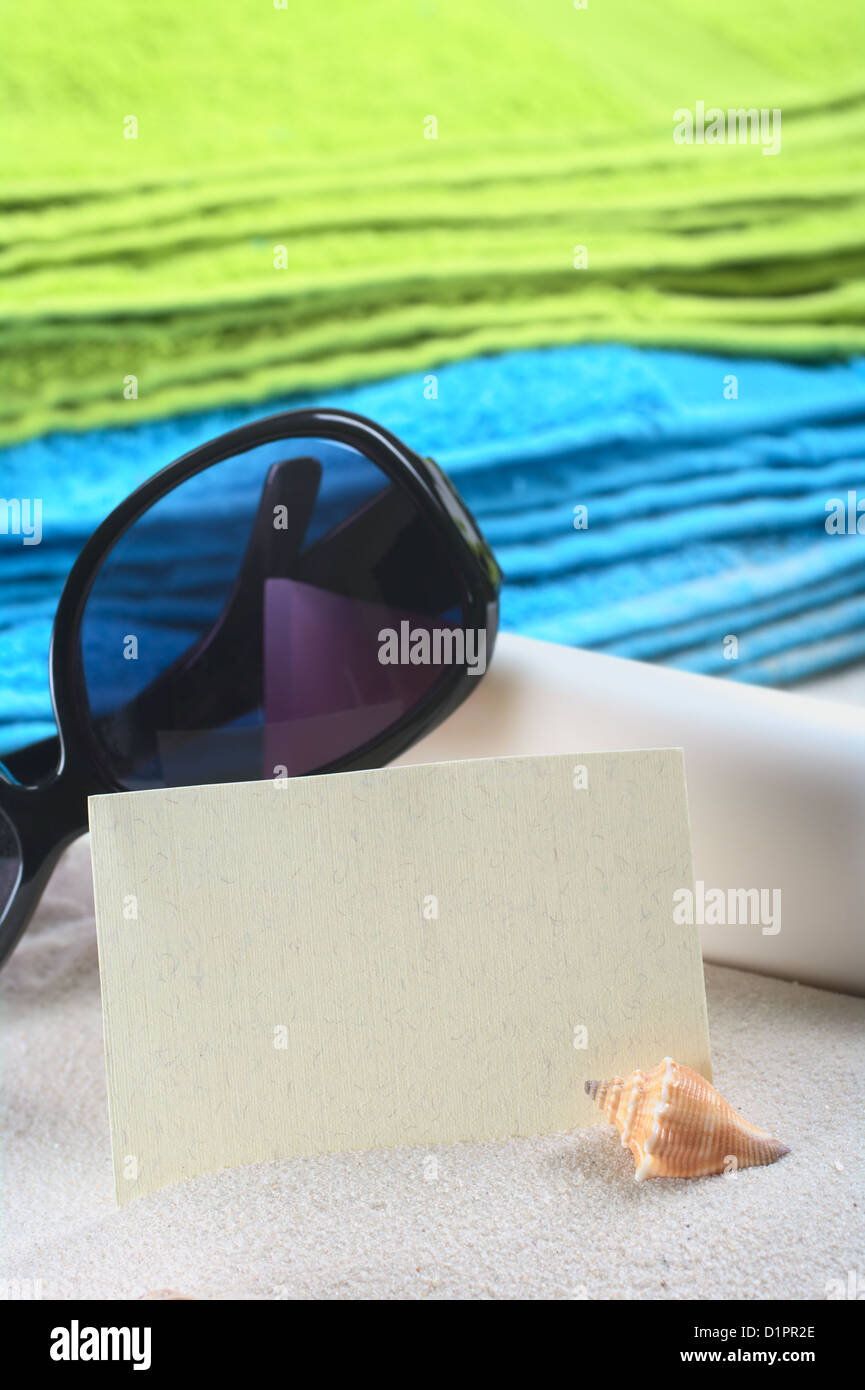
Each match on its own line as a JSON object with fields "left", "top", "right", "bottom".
{"left": 2, "top": 836, "right": 863, "bottom": 1301}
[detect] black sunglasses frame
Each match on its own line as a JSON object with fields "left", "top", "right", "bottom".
{"left": 0, "top": 407, "right": 502, "bottom": 967}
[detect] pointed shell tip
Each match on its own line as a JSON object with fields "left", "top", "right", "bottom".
{"left": 584, "top": 1059, "right": 790, "bottom": 1181}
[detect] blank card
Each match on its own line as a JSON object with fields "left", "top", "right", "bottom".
{"left": 89, "top": 749, "right": 711, "bottom": 1202}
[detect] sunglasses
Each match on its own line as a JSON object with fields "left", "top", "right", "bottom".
{"left": 0, "top": 407, "right": 502, "bottom": 968}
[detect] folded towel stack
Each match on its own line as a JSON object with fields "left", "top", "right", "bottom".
{"left": 2, "top": 344, "right": 864, "bottom": 756}
{"left": 2, "top": 0, "right": 864, "bottom": 444}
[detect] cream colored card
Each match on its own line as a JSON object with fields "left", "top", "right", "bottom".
{"left": 89, "top": 749, "right": 711, "bottom": 1202}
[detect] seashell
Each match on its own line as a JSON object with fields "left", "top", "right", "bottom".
{"left": 584, "top": 1057, "right": 790, "bottom": 1181}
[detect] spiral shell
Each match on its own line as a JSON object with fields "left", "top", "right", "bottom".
{"left": 585, "top": 1057, "right": 789, "bottom": 1181}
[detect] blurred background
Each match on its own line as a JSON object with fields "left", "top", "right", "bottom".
{"left": 3, "top": 0, "right": 865, "bottom": 756}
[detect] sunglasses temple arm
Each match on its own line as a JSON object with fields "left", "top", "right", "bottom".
{"left": 1, "top": 734, "right": 63, "bottom": 785}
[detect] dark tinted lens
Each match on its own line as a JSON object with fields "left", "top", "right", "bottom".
{"left": 0, "top": 803, "right": 22, "bottom": 923}
{"left": 79, "top": 436, "right": 468, "bottom": 789}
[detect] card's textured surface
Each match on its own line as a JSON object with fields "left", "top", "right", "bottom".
{"left": 89, "top": 750, "right": 711, "bottom": 1202}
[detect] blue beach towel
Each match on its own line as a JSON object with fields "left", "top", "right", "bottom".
{"left": 2, "top": 344, "right": 864, "bottom": 756}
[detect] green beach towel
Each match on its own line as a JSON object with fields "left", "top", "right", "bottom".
{"left": 2, "top": 0, "right": 864, "bottom": 443}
